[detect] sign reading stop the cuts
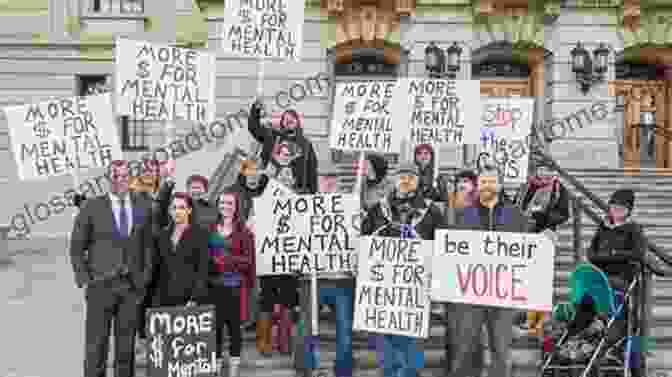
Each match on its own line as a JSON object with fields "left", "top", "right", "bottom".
{"left": 432, "top": 229, "right": 555, "bottom": 311}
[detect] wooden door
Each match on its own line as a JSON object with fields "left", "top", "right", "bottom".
{"left": 610, "top": 80, "right": 672, "bottom": 171}
{"left": 480, "top": 79, "right": 532, "bottom": 97}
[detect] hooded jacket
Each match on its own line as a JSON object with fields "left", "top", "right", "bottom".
{"left": 361, "top": 190, "right": 446, "bottom": 240}
{"left": 516, "top": 175, "right": 570, "bottom": 233}
{"left": 248, "top": 102, "right": 318, "bottom": 194}
{"left": 413, "top": 144, "right": 448, "bottom": 202}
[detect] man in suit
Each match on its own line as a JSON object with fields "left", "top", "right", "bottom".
{"left": 70, "top": 159, "right": 154, "bottom": 377}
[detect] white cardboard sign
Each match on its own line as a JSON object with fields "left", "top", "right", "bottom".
{"left": 476, "top": 98, "right": 535, "bottom": 185}
{"left": 328, "top": 81, "right": 402, "bottom": 154}
{"left": 4, "top": 93, "right": 122, "bottom": 181}
{"left": 115, "top": 39, "right": 217, "bottom": 122}
{"left": 353, "top": 236, "right": 433, "bottom": 338}
{"left": 392, "top": 79, "right": 481, "bottom": 147}
{"left": 222, "top": 0, "right": 304, "bottom": 61}
{"left": 432, "top": 229, "right": 555, "bottom": 312}
{"left": 254, "top": 191, "right": 360, "bottom": 276}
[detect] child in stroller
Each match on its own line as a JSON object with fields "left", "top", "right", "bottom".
{"left": 543, "top": 189, "right": 648, "bottom": 377}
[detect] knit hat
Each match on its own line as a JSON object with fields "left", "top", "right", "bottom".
{"left": 608, "top": 189, "right": 635, "bottom": 210}
{"left": 456, "top": 169, "right": 477, "bottom": 182}
{"left": 396, "top": 161, "right": 418, "bottom": 176}
{"left": 366, "top": 154, "right": 388, "bottom": 184}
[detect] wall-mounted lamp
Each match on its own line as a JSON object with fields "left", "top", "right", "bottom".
{"left": 424, "top": 41, "right": 462, "bottom": 79}
{"left": 570, "top": 42, "right": 610, "bottom": 94}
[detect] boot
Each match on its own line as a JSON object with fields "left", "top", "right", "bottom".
{"left": 277, "top": 305, "right": 293, "bottom": 355}
{"left": 228, "top": 356, "right": 241, "bottom": 377}
{"left": 256, "top": 314, "right": 273, "bottom": 357}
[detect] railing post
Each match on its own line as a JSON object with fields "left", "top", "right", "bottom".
{"left": 572, "top": 196, "right": 582, "bottom": 265}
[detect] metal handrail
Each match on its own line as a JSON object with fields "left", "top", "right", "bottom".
{"left": 533, "top": 148, "right": 672, "bottom": 276}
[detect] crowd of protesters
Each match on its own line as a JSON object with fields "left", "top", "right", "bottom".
{"left": 69, "top": 99, "right": 650, "bottom": 377}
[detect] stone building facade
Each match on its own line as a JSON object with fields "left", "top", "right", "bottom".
{"left": 0, "top": 0, "right": 670, "bottom": 237}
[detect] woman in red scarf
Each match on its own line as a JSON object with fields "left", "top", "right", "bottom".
{"left": 207, "top": 189, "right": 255, "bottom": 377}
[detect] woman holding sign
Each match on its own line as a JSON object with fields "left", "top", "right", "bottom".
{"left": 206, "top": 189, "right": 254, "bottom": 377}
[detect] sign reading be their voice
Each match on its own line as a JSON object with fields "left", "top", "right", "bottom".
{"left": 4, "top": 93, "right": 122, "bottom": 181}
{"left": 432, "top": 229, "right": 555, "bottom": 312}
{"left": 254, "top": 189, "right": 360, "bottom": 276}
{"left": 353, "top": 236, "right": 433, "bottom": 338}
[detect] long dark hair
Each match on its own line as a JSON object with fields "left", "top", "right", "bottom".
{"left": 215, "top": 189, "right": 244, "bottom": 230}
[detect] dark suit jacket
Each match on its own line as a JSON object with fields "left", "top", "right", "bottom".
{"left": 69, "top": 193, "right": 154, "bottom": 291}
{"left": 151, "top": 225, "right": 209, "bottom": 306}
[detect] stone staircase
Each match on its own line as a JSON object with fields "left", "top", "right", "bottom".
{"left": 556, "top": 168, "right": 672, "bottom": 376}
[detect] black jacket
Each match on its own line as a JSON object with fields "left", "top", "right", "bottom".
{"left": 248, "top": 102, "right": 318, "bottom": 194}
{"left": 224, "top": 173, "right": 269, "bottom": 224}
{"left": 361, "top": 193, "right": 446, "bottom": 240}
{"left": 151, "top": 225, "right": 210, "bottom": 306}
{"left": 516, "top": 178, "right": 570, "bottom": 233}
{"left": 587, "top": 218, "right": 648, "bottom": 287}
{"left": 155, "top": 180, "right": 218, "bottom": 229}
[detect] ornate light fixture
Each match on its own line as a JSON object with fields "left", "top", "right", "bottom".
{"left": 637, "top": 110, "right": 657, "bottom": 159}
{"left": 424, "top": 41, "right": 462, "bottom": 79}
{"left": 570, "top": 42, "right": 610, "bottom": 94}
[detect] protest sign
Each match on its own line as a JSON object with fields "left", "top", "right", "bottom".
{"left": 222, "top": 0, "right": 304, "bottom": 61}
{"left": 146, "top": 305, "right": 217, "bottom": 377}
{"left": 353, "top": 236, "right": 432, "bottom": 338}
{"left": 254, "top": 191, "right": 360, "bottom": 275}
{"left": 329, "top": 81, "right": 402, "bottom": 154}
{"left": 476, "top": 98, "right": 535, "bottom": 185}
{"left": 432, "top": 229, "right": 555, "bottom": 312}
{"left": 116, "top": 38, "right": 216, "bottom": 122}
{"left": 3, "top": 93, "right": 122, "bottom": 181}
{"left": 391, "top": 79, "right": 481, "bottom": 147}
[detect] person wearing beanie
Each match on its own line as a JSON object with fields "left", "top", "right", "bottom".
{"left": 413, "top": 144, "right": 449, "bottom": 202}
{"left": 361, "top": 162, "right": 446, "bottom": 377}
{"left": 581, "top": 188, "right": 653, "bottom": 377}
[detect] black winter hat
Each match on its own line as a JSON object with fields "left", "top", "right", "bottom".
{"left": 456, "top": 169, "right": 477, "bottom": 182}
{"left": 366, "top": 154, "right": 388, "bottom": 185}
{"left": 608, "top": 189, "right": 635, "bottom": 210}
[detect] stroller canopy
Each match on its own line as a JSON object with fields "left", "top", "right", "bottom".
{"left": 569, "top": 263, "right": 615, "bottom": 316}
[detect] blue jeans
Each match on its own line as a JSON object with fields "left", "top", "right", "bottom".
{"left": 299, "top": 284, "right": 354, "bottom": 377}
{"left": 381, "top": 334, "right": 419, "bottom": 377}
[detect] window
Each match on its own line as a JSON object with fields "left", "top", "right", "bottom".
{"left": 78, "top": 75, "right": 149, "bottom": 151}
{"left": 89, "top": 0, "right": 144, "bottom": 13}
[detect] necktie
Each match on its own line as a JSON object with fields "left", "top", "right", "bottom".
{"left": 118, "top": 196, "right": 129, "bottom": 238}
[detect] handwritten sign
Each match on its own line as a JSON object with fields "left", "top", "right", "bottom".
{"left": 222, "top": 0, "right": 304, "bottom": 60}
{"left": 116, "top": 39, "right": 216, "bottom": 122}
{"left": 432, "top": 229, "right": 555, "bottom": 311}
{"left": 392, "top": 79, "right": 481, "bottom": 146}
{"left": 476, "top": 98, "right": 535, "bottom": 185}
{"left": 353, "top": 236, "right": 432, "bottom": 338}
{"left": 328, "top": 81, "right": 402, "bottom": 153}
{"left": 254, "top": 191, "right": 360, "bottom": 275}
{"left": 3, "top": 93, "right": 122, "bottom": 181}
{"left": 146, "top": 305, "right": 217, "bottom": 377}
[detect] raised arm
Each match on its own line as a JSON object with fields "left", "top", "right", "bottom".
{"left": 248, "top": 100, "right": 270, "bottom": 143}
{"left": 69, "top": 200, "right": 93, "bottom": 288}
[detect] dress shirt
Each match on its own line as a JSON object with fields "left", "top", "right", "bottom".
{"left": 109, "top": 192, "right": 133, "bottom": 233}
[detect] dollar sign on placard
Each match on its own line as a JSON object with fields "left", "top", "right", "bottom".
{"left": 276, "top": 215, "right": 290, "bottom": 234}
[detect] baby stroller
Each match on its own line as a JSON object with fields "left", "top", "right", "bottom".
{"left": 540, "top": 262, "right": 645, "bottom": 377}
